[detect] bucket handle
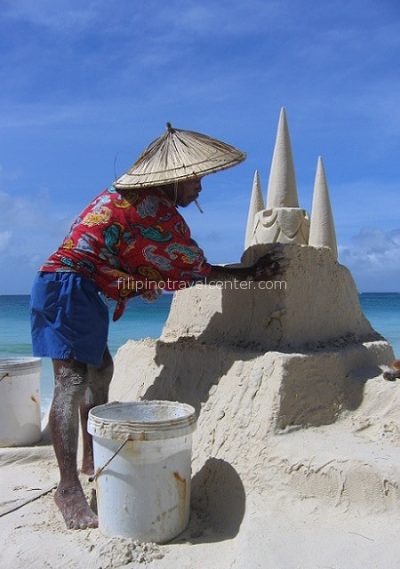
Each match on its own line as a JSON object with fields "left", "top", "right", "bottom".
{"left": 0, "top": 373, "right": 9, "bottom": 382}
{"left": 88, "top": 437, "right": 129, "bottom": 483}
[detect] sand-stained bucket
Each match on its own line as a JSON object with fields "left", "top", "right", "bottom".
{"left": 0, "top": 357, "right": 42, "bottom": 447}
{"left": 88, "top": 400, "right": 197, "bottom": 543}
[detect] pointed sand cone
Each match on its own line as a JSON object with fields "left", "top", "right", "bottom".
{"left": 266, "top": 107, "right": 299, "bottom": 208}
{"left": 244, "top": 170, "right": 264, "bottom": 249}
{"left": 309, "top": 156, "right": 338, "bottom": 259}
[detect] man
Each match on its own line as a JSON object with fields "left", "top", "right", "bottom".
{"left": 30, "top": 125, "right": 284, "bottom": 529}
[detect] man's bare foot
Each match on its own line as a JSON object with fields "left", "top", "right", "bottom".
{"left": 55, "top": 484, "right": 98, "bottom": 529}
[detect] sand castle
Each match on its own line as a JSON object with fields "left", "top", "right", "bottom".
{"left": 112, "top": 108, "right": 393, "bottom": 428}
{"left": 108, "top": 109, "right": 400, "bottom": 567}
{"left": 3, "top": 110, "right": 400, "bottom": 569}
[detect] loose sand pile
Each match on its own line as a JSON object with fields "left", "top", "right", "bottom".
{"left": 2, "top": 244, "right": 400, "bottom": 568}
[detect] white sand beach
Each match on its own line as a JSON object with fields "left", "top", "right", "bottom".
{"left": 2, "top": 366, "right": 400, "bottom": 569}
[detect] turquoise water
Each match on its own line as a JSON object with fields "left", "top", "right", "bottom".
{"left": 1, "top": 293, "right": 400, "bottom": 414}
{"left": 359, "top": 293, "right": 400, "bottom": 350}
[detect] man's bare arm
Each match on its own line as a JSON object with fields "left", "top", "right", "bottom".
{"left": 203, "top": 245, "right": 286, "bottom": 283}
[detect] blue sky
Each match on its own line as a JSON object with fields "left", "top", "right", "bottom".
{"left": 0, "top": 0, "right": 399, "bottom": 293}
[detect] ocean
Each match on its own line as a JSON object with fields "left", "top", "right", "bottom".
{"left": 1, "top": 293, "right": 400, "bottom": 415}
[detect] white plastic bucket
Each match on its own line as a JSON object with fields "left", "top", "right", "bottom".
{"left": 88, "top": 400, "right": 197, "bottom": 543}
{"left": 0, "top": 357, "right": 42, "bottom": 447}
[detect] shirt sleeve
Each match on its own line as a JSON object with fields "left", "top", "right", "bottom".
{"left": 120, "top": 193, "right": 212, "bottom": 291}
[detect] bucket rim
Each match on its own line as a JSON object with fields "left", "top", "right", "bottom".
{"left": 0, "top": 357, "right": 42, "bottom": 373}
{"left": 88, "top": 400, "right": 197, "bottom": 441}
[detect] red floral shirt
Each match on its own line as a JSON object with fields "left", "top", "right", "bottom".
{"left": 41, "top": 185, "right": 211, "bottom": 319}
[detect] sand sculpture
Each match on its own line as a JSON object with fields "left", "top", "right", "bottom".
{"left": 309, "top": 155, "right": 338, "bottom": 259}
{"left": 244, "top": 170, "right": 264, "bottom": 250}
{"left": 106, "top": 110, "right": 400, "bottom": 566}
{"left": 245, "top": 107, "right": 310, "bottom": 248}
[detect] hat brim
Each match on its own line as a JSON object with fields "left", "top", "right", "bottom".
{"left": 113, "top": 125, "right": 246, "bottom": 189}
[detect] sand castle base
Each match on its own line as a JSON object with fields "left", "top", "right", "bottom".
{"left": 111, "top": 336, "right": 397, "bottom": 502}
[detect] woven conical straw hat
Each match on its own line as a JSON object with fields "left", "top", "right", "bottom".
{"left": 113, "top": 123, "right": 246, "bottom": 189}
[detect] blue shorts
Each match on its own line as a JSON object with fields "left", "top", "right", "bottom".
{"left": 30, "top": 272, "right": 109, "bottom": 366}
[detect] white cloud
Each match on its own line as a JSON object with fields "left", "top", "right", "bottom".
{"left": 340, "top": 228, "right": 400, "bottom": 276}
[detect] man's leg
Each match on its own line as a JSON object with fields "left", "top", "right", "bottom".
{"left": 50, "top": 358, "right": 98, "bottom": 529}
{"left": 80, "top": 346, "right": 114, "bottom": 475}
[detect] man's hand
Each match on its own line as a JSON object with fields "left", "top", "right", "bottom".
{"left": 206, "top": 244, "right": 288, "bottom": 283}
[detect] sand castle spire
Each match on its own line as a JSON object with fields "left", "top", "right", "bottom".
{"left": 309, "top": 156, "right": 338, "bottom": 259}
{"left": 266, "top": 107, "right": 299, "bottom": 208}
{"left": 242, "top": 108, "right": 309, "bottom": 258}
{"left": 244, "top": 170, "right": 264, "bottom": 249}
